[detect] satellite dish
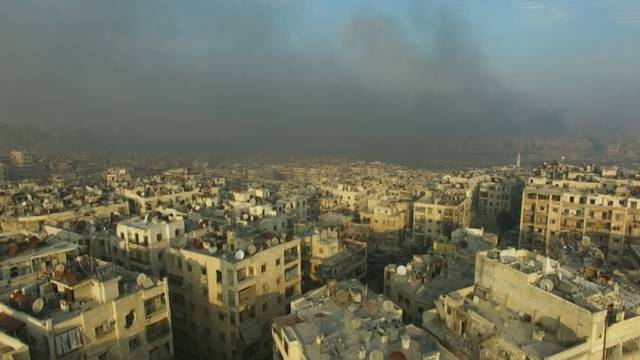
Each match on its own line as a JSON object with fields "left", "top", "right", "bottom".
{"left": 581, "top": 236, "right": 591, "bottom": 247}
{"left": 369, "top": 350, "right": 384, "bottom": 360}
{"left": 136, "top": 274, "right": 148, "bottom": 288}
{"left": 382, "top": 300, "right": 395, "bottom": 312}
{"left": 365, "top": 300, "right": 380, "bottom": 316}
{"left": 208, "top": 246, "right": 218, "bottom": 254}
{"left": 540, "top": 278, "right": 554, "bottom": 292}
{"left": 32, "top": 298, "right": 44, "bottom": 313}
{"left": 351, "top": 318, "right": 362, "bottom": 330}
{"left": 335, "top": 289, "right": 350, "bottom": 303}
{"left": 397, "top": 265, "right": 407, "bottom": 276}
{"left": 247, "top": 245, "right": 257, "bottom": 256}
{"left": 143, "top": 277, "right": 154, "bottom": 289}
{"left": 235, "top": 250, "right": 245, "bottom": 260}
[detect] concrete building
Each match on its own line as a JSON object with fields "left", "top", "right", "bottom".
{"left": 413, "top": 190, "right": 471, "bottom": 247}
{"left": 271, "top": 279, "right": 446, "bottom": 360}
{"left": 167, "top": 227, "right": 302, "bottom": 360}
{"left": 0, "top": 331, "right": 30, "bottom": 360}
{"left": 0, "top": 232, "right": 78, "bottom": 294}
{"left": 107, "top": 210, "right": 185, "bottom": 278}
{"left": 0, "top": 163, "right": 6, "bottom": 183}
{"left": 0, "top": 257, "right": 172, "bottom": 360}
{"left": 424, "top": 249, "right": 640, "bottom": 360}
{"left": 384, "top": 228, "right": 496, "bottom": 325}
{"left": 104, "top": 168, "right": 131, "bottom": 187}
{"left": 298, "top": 226, "right": 367, "bottom": 290}
{"left": 121, "top": 187, "right": 199, "bottom": 214}
{"left": 519, "top": 185, "right": 640, "bottom": 258}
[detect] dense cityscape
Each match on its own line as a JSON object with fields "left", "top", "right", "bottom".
{"left": 3, "top": 1, "right": 640, "bottom": 359}
{"left": 0, "top": 149, "right": 638, "bottom": 359}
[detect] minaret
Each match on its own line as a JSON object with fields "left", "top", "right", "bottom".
{"left": 516, "top": 152, "right": 521, "bottom": 168}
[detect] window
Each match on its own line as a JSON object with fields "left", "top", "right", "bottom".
{"left": 125, "top": 310, "right": 136, "bottom": 329}
{"left": 175, "top": 229, "right": 180, "bottom": 237}
{"left": 157, "top": 233, "right": 162, "bottom": 241}
{"left": 261, "top": 264, "right": 267, "bottom": 273}
{"left": 216, "top": 270, "right": 222, "bottom": 284}
{"left": 262, "top": 302, "right": 268, "bottom": 312}
{"left": 54, "top": 327, "right": 84, "bottom": 356}
{"left": 98, "top": 352, "right": 110, "bottom": 360}
{"left": 276, "top": 258, "right": 281, "bottom": 266}
{"left": 129, "top": 336, "right": 141, "bottom": 351}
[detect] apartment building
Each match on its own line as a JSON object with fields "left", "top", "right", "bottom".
{"left": 104, "top": 210, "right": 185, "bottom": 278}
{"left": 121, "top": 187, "right": 199, "bottom": 214}
{"left": 0, "top": 232, "right": 78, "bottom": 293}
{"left": 424, "top": 249, "right": 640, "bottom": 360}
{"left": 0, "top": 331, "right": 30, "bottom": 360}
{"left": 166, "top": 227, "right": 302, "bottom": 360}
{"left": 519, "top": 185, "right": 640, "bottom": 258}
{"left": 0, "top": 257, "right": 172, "bottom": 360}
{"left": 360, "top": 197, "right": 409, "bottom": 235}
{"left": 384, "top": 228, "right": 496, "bottom": 325}
{"left": 298, "top": 226, "right": 367, "bottom": 290}
{"left": 478, "top": 176, "right": 523, "bottom": 217}
{"left": 272, "top": 279, "right": 445, "bottom": 360}
{"left": 413, "top": 190, "right": 471, "bottom": 246}
{"left": 104, "top": 168, "right": 131, "bottom": 187}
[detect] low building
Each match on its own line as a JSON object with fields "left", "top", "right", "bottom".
{"left": 424, "top": 249, "right": 640, "bottom": 359}
{"left": 0, "top": 232, "right": 78, "bottom": 294}
{"left": 298, "top": 226, "right": 367, "bottom": 290}
{"left": 0, "top": 257, "right": 172, "bottom": 360}
{"left": 384, "top": 228, "right": 496, "bottom": 324}
{"left": 107, "top": 210, "right": 185, "bottom": 278}
{"left": 0, "top": 331, "right": 30, "bottom": 360}
{"left": 167, "top": 226, "right": 302, "bottom": 360}
{"left": 413, "top": 190, "right": 471, "bottom": 247}
{"left": 272, "top": 279, "right": 446, "bottom": 360}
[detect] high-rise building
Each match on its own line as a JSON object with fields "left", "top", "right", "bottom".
{"left": 167, "top": 227, "right": 302, "bottom": 360}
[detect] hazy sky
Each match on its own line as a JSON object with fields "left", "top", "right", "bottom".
{"left": 0, "top": 0, "right": 639, "bottom": 158}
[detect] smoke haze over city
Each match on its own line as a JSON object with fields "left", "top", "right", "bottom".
{"left": 1, "top": 0, "right": 639, "bottom": 161}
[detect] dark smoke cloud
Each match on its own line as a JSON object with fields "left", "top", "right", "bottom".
{"left": 0, "top": 0, "right": 568, "bottom": 160}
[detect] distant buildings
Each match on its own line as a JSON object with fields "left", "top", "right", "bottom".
{"left": 519, "top": 163, "right": 640, "bottom": 258}
{"left": 167, "top": 226, "right": 302, "bottom": 360}
{"left": 272, "top": 279, "right": 447, "bottom": 360}
{"left": 413, "top": 190, "right": 472, "bottom": 247}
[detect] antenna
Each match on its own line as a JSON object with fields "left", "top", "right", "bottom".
{"left": 247, "top": 245, "right": 256, "bottom": 256}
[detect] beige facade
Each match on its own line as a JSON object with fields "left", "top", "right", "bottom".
{"left": 384, "top": 228, "right": 496, "bottom": 325}
{"left": 413, "top": 191, "right": 471, "bottom": 246}
{"left": 272, "top": 279, "right": 443, "bottom": 360}
{"left": 103, "top": 211, "right": 185, "bottom": 278}
{"left": 167, "top": 228, "right": 302, "bottom": 360}
{"left": 519, "top": 185, "right": 640, "bottom": 257}
{"left": 425, "top": 249, "right": 640, "bottom": 360}
{"left": 0, "top": 331, "right": 30, "bottom": 360}
{"left": 299, "top": 227, "right": 367, "bottom": 289}
{"left": 0, "top": 258, "right": 172, "bottom": 360}
{"left": 0, "top": 232, "right": 78, "bottom": 293}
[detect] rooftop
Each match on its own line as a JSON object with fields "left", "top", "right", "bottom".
{"left": 274, "top": 279, "right": 439, "bottom": 360}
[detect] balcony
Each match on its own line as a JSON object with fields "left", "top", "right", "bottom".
{"left": 238, "top": 285, "right": 256, "bottom": 307}
{"left": 284, "top": 248, "right": 299, "bottom": 264}
{"left": 146, "top": 318, "right": 171, "bottom": 343}
{"left": 145, "top": 294, "right": 167, "bottom": 319}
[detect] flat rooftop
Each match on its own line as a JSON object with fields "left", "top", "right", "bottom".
{"left": 274, "top": 279, "right": 439, "bottom": 360}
